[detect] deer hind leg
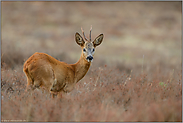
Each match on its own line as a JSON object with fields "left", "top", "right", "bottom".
{"left": 63, "top": 83, "right": 76, "bottom": 93}
{"left": 26, "top": 79, "right": 34, "bottom": 91}
{"left": 24, "top": 68, "right": 42, "bottom": 91}
{"left": 32, "top": 80, "right": 42, "bottom": 89}
{"left": 24, "top": 68, "right": 35, "bottom": 91}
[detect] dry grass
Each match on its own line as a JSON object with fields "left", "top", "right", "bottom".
{"left": 1, "top": 1, "right": 182, "bottom": 122}
{"left": 1, "top": 65, "right": 182, "bottom": 122}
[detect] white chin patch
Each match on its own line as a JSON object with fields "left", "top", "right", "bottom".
{"left": 87, "top": 59, "right": 93, "bottom": 62}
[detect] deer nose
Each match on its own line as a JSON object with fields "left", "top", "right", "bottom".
{"left": 86, "top": 56, "right": 93, "bottom": 61}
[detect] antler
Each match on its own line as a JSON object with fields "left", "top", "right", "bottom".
{"left": 90, "top": 25, "right": 92, "bottom": 41}
{"left": 81, "top": 27, "right": 88, "bottom": 41}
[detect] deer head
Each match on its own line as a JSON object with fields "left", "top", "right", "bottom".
{"left": 75, "top": 26, "right": 104, "bottom": 62}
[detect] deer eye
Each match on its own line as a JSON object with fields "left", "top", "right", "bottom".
{"left": 92, "top": 49, "right": 95, "bottom": 52}
{"left": 83, "top": 48, "right": 86, "bottom": 52}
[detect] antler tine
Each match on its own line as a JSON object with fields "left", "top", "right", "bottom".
{"left": 81, "top": 27, "right": 88, "bottom": 41}
{"left": 90, "top": 25, "right": 92, "bottom": 41}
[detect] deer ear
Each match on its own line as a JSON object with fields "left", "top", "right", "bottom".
{"left": 75, "top": 32, "right": 85, "bottom": 46}
{"left": 93, "top": 34, "right": 103, "bottom": 47}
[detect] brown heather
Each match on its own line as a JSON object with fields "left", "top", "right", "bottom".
{"left": 1, "top": 1, "right": 182, "bottom": 122}
{"left": 1, "top": 64, "right": 182, "bottom": 122}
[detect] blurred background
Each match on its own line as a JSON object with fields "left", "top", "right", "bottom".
{"left": 2, "top": 1, "right": 182, "bottom": 75}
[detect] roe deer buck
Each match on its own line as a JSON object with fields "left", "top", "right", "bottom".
{"left": 23, "top": 26, "right": 104, "bottom": 97}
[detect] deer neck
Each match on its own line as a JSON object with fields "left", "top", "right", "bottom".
{"left": 72, "top": 54, "right": 91, "bottom": 83}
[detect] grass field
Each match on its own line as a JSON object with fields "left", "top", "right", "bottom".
{"left": 1, "top": 1, "right": 182, "bottom": 122}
